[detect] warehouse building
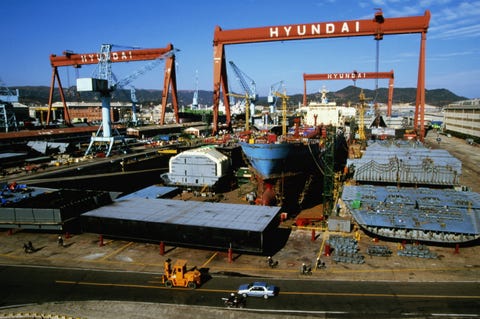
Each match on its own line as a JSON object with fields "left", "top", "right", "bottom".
{"left": 82, "top": 185, "right": 282, "bottom": 254}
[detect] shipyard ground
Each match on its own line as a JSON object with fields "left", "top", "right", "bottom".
{"left": 1, "top": 132, "right": 479, "bottom": 318}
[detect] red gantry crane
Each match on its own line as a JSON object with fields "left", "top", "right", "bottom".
{"left": 212, "top": 9, "right": 430, "bottom": 140}
{"left": 303, "top": 70, "right": 395, "bottom": 117}
{"left": 47, "top": 43, "right": 179, "bottom": 127}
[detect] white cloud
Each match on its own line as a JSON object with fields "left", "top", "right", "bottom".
{"left": 430, "top": 50, "right": 479, "bottom": 59}
{"left": 383, "top": 5, "right": 423, "bottom": 17}
{"left": 430, "top": 21, "right": 480, "bottom": 39}
{"left": 429, "top": 1, "right": 480, "bottom": 39}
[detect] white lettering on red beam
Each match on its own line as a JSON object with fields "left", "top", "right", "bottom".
{"left": 80, "top": 51, "right": 134, "bottom": 63}
{"left": 327, "top": 73, "right": 366, "bottom": 79}
{"left": 269, "top": 21, "right": 360, "bottom": 38}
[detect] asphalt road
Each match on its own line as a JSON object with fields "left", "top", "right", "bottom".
{"left": 1, "top": 265, "right": 479, "bottom": 318}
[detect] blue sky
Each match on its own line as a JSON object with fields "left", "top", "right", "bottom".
{"left": 2, "top": 0, "right": 479, "bottom": 100}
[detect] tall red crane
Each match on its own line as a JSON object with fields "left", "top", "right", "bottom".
{"left": 47, "top": 43, "right": 179, "bottom": 126}
{"left": 303, "top": 70, "right": 395, "bottom": 116}
{"left": 212, "top": 9, "right": 430, "bottom": 140}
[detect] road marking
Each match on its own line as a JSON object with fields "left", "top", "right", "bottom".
{"left": 314, "top": 230, "right": 328, "bottom": 272}
{"left": 279, "top": 291, "right": 480, "bottom": 299}
{"left": 101, "top": 242, "right": 133, "bottom": 261}
{"left": 201, "top": 252, "right": 218, "bottom": 268}
{"left": 55, "top": 280, "right": 232, "bottom": 293}
{"left": 430, "top": 314, "right": 479, "bottom": 317}
{"left": 54, "top": 280, "right": 480, "bottom": 299}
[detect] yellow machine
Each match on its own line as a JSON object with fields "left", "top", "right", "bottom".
{"left": 162, "top": 259, "right": 202, "bottom": 289}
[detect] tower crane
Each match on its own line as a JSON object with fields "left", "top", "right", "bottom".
{"left": 227, "top": 92, "right": 252, "bottom": 131}
{"left": 228, "top": 61, "right": 257, "bottom": 127}
{"left": 192, "top": 70, "right": 199, "bottom": 109}
{"left": 357, "top": 89, "right": 372, "bottom": 142}
{"left": 212, "top": 9, "right": 430, "bottom": 140}
{"left": 272, "top": 90, "right": 289, "bottom": 136}
{"left": 130, "top": 86, "right": 138, "bottom": 125}
{"left": 268, "top": 80, "right": 284, "bottom": 125}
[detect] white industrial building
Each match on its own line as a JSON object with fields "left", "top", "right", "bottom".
{"left": 443, "top": 99, "right": 480, "bottom": 139}
{"left": 161, "top": 146, "right": 231, "bottom": 189}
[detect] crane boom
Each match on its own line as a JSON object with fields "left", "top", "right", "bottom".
{"left": 228, "top": 61, "right": 257, "bottom": 99}
{"left": 228, "top": 61, "right": 257, "bottom": 126}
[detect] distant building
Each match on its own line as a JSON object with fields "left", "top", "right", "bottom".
{"left": 443, "top": 99, "right": 480, "bottom": 139}
{"left": 50, "top": 101, "right": 130, "bottom": 123}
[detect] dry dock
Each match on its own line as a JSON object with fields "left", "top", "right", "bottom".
{"left": 0, "top": 132, "right": 479, "bottom": 318}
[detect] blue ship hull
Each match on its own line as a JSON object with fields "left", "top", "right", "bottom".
{"left": 239, "top": 141, "right": 321, "bottom": 180}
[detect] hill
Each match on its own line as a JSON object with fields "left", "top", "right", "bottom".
{"left": 11, "top": 85, "right": 467, "bottom": 107}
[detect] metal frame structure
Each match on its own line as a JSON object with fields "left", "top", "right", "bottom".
{"left": 228, "top": 60, "right": 257, "bottom": 126}
{"left": 0, "top": 103, "right": 18, "bottom": 133}
{"left": 212, "top": 9, "right": 430, "bottom": 140}
{"left": 303, "top": 70, "right": 395, "bottom": 117}
{"left": 47, "top": 43, "right": 179, "bottom": 127}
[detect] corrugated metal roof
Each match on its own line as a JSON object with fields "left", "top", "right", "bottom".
{"left": 117, "top": 185, "right": 179, "bottom": 201}
{"left": 83, "top": 197, "right": 280, "bottom": 232}
{"left": 174, "top": 146, "right": 228, "bottom": 163}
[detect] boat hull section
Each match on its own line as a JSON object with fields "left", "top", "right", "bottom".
{"left": 239, "top": 142, "right": 321, "bottom": 180}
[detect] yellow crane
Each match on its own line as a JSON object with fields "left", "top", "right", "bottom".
{"left": 357, "top": 89, "right": 371, "bottom": 141}
{"left": 273, "top": 90, "right": 289, "bottom": 136}
{"left": 227, "top": 92, "right": 251, "bottom": 131}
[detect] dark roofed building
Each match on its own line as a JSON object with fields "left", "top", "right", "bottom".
{"left": 82, "top": 186, "right": 282, "bottom": 253}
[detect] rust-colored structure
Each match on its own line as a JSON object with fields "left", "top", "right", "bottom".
{"left": 303, "top": 70, "right": 395, "bottom": 116}
{"left": 47, "top": 44, "right": 179, "bottom": 126}
{"left": 212, "top": 9, "right": 430, "bottom": 140}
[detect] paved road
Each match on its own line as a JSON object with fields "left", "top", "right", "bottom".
{"left": 1, "top": 265, "right": 479, "bottom": 318}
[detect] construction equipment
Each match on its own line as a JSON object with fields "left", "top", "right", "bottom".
{"left": 228, "top": 61, "right": 257, "bottom": 127}
{"left": 302, "top": 70, "right": 395, "bottom": 116}
{"left": 357, "top": 89, "right": 371, "bottom": 141}
{"left": 267, "top": 80, "right": 284, "bottom": 125}
{"left": 272, "top": 90, "right": 289, "bottom": 136}
{"left": 211, "top": 9, "right": 430, "bottom": 139}
{"left": 227, "top": 92, "right": 252, "bottom": 131}
{"left": 161, "top": 259, "right": 202, "bottom": 289}
{"left": 47, "top": 43, "right": 179, "bottom": 127}
{"left": 130, "top": 86, "right": 138, "bottom": 125}
{"left": 192, "top": 70, "right": 199, "bottom": 109}
{"left": 73, "top": 44, "right": 177, "bottom": 157}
